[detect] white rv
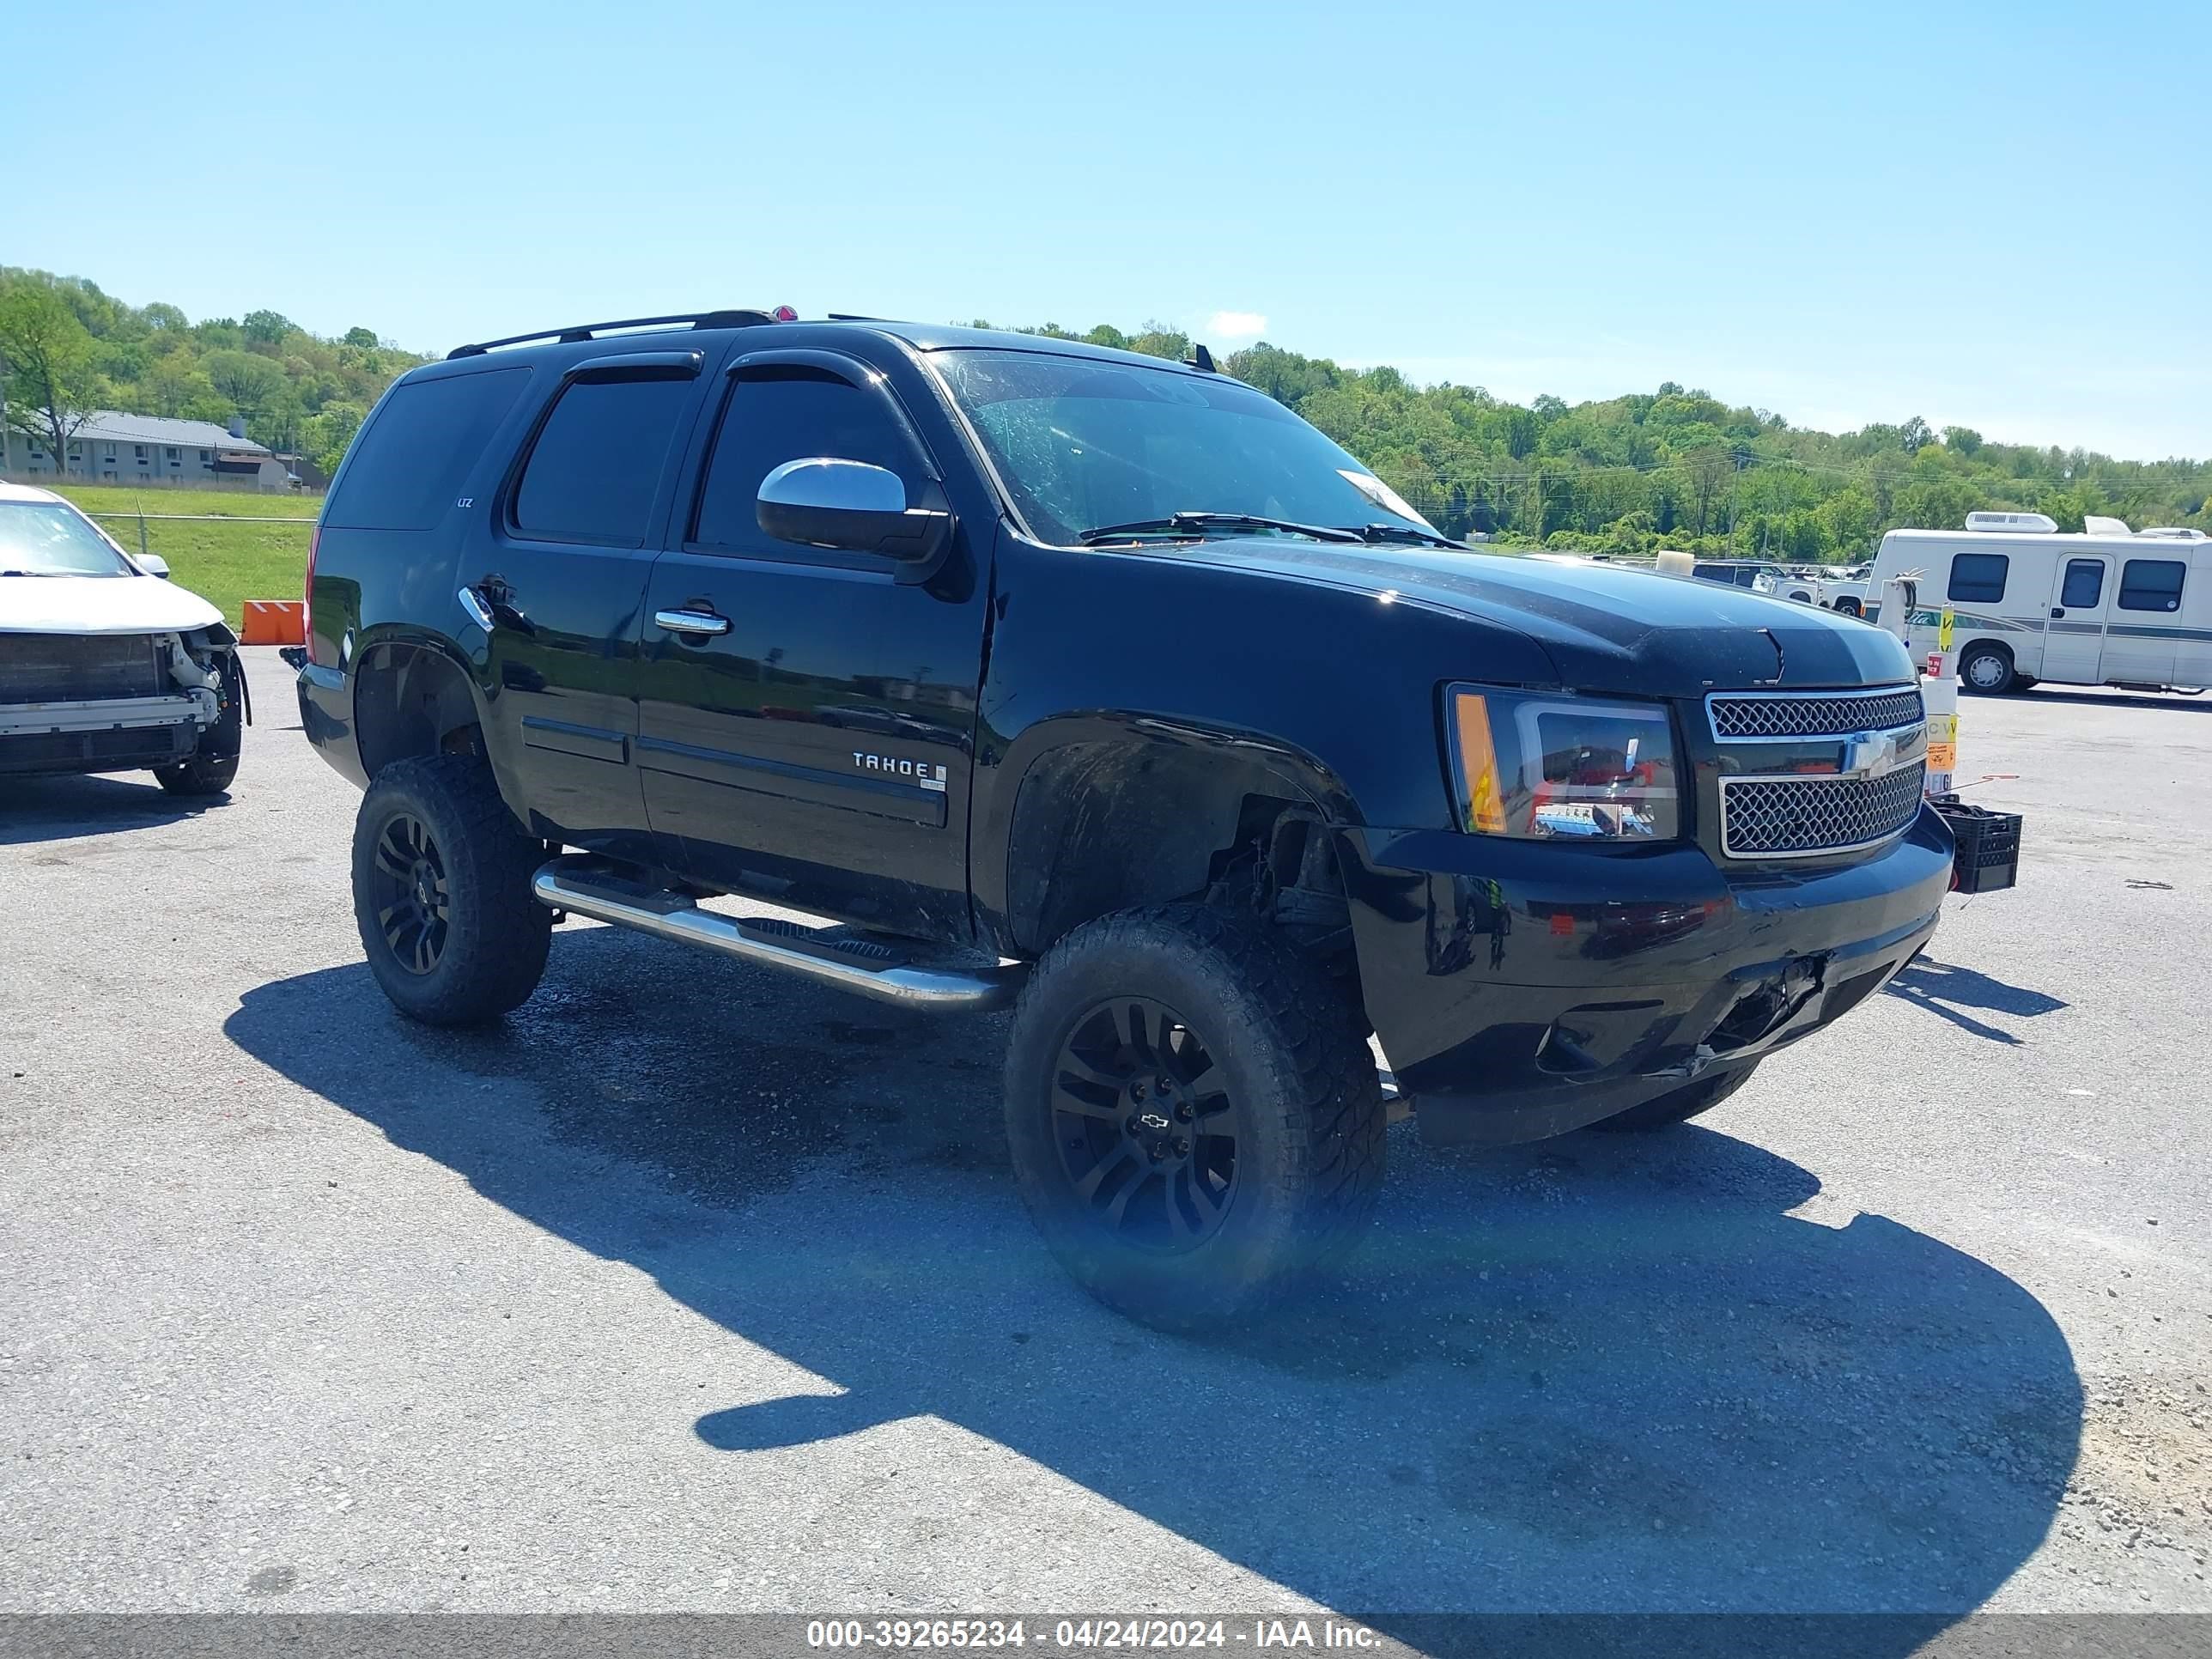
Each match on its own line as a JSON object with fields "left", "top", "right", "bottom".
{"left": 1866, "top": 514, "right": 2212, "bottom": 695}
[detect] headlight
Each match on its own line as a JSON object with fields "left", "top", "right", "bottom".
{"left": 1447, "top": 686, "right": 1681, "bottom": 841}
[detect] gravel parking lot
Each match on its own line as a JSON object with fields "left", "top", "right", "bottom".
{"left": 3, "top": 651, "right": 2208, "bottom": 1628}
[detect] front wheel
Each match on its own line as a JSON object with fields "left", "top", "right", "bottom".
{"left": 1003, "top": 904, "right": 1386, "bottom": 1328}
{"left": 351, "top": 754, "right": 551, "bottom": 1025}
{"left": 154, "top": 652, "right": 243, "bottom": 796}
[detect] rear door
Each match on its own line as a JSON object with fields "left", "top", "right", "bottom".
{"left": 2106, "top": 556, "right": 2187, "bottom": 685}
{"left": 475, "top": 349, "right": 712, "bottom": 854}
{"left": 634, "top": 348, "right": 988, "bottom": 938}
{"left": 2041, "top": 554, "right": 2112, "bottom": 684}
{"left": 2185, "top": 547, "right": 2212, "bottom": 687}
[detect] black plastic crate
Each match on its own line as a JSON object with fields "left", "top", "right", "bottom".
{"left": 1930, "top": 796, "right": 2021, "bottom": 893}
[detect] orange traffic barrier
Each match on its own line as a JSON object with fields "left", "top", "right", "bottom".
{"left": 240, "top": 600, "right": 307, "bottom": 646}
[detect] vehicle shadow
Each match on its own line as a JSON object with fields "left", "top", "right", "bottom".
{"left": 224, "top": 927, "right": 2080, "bottom": 1638}
{"left": 1883, "top": 957, "right": 2068, "bottom": 1046}
{"left": 0, "top": 769, "right": 226, "bottom": 846}
{"left": 2013, "top": 688, "right": 2212, "bottom": 714}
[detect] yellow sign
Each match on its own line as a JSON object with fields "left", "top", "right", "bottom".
{"left": 1927, "top": 712, "right": 1958, "bottom": 772}
{"left": 1938, "top": 608, "right": 1955, "bottom": 651}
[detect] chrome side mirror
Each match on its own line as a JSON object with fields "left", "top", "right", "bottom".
{"left": 757, "top": 458, "right": 951, "bottom": 563}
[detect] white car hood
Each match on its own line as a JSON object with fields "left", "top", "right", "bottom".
{"left": 0, "top": 573, "right": 224, "bottom": 635}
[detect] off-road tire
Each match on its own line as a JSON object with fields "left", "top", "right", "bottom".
{"left": 153, "top": 653, "right": 243, "bottom": 796}
{"left": 1589, "top": 1061, "right": 1759, "bottom": 1133}
{"left": 352, "top": 754, "right": 551, "bottom": 1026}
{"left": 1003, "top": 903, "right": 1386, "bottom": 1328}
{"left": 1959, "top": 641, "right": 2016, "bottom": 696}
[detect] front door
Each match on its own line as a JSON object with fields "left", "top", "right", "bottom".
{"left": 635, "top": 352, "right": 988, "bottom": 940}
{"left": 2041, "top": 555, "right": 2111, "bottom": 684}
{"left": 476, "top": 349, "right": 711, "bottom": 856}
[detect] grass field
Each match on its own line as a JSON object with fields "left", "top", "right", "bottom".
{"left": 49, "top": 483, "right": 321, "bottom": 627}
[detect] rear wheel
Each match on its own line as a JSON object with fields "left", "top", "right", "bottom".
{"left": 351, "top": 754, "right": 551, "bottom": 1025}
{"left": 1003, "top": 904, "right": 1385, "bottom": 1328}
{"left": 1589, "top": 1062, "right": 1759, "bottom": 1132}
{"left": 1832, "top": 597, "right": 1863, "bottom": 618}
{"left": 1959, "top": 641, "right": 2016, "bottom": 695}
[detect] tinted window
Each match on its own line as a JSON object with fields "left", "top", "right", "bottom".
{"left": 513, "top": 375, "right": 698, "bottom": 546}
{"left": 2118, "top": 558, "right": 2186, "bottom": 612}
{"left": 326, "top": 368, "right": 529, "bottom": 531}
{"left": 2059, "top": 558, "right": 2105, "bottom": 609}
{"left": 1692, "top": 563, "right": 1730, "bottom": 582}
{"left": 1948, "top": 552, "right": 2009, "bottom": 604}
{"left": 692, "top": 369, "right": 926, "bottom": 550}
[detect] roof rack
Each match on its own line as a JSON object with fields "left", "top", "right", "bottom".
{"left": 446, "top": 309, "right": 781, "bottom": 361}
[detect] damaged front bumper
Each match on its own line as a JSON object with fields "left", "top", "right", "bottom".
{"left": 1340, "top": 805, "right": 1954, "bottom": 1146}
{"left": 0, "top": 629, "right": 232, "bottom": 775}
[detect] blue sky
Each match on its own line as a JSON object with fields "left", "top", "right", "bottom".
{"left": 9, "top": 0, "right": 2207, "bottom": 459}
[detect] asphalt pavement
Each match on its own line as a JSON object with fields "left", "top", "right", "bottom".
{"left": 3, "top": 651, "right": 2208, "bottom": 1630}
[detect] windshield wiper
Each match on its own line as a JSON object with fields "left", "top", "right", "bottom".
{"left": 0, "top": 568, "right": 64, "bottom": 577}
{"left": 1077, "top": 512, "right": 1364, "bottom": 546}
{"left": 1346, "top": 523, "right": 1466, "bottom": 550}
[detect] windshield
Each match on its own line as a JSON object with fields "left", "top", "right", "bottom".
{"left": 0, "top": 501, "right": 133, "bottom": 577}
{"left": 933, "top": 349, "right": 1437, "bottom": 548}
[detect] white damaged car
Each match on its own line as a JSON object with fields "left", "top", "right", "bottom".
{"left": 0, "top": 481, "right": 246, "bottom": 795}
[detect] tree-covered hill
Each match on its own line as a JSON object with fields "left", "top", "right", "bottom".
{"left": 4, "top": 266, "right": 2203, "bottom": 561}
{"left": 0, "top": 268, "right": 425, "bottom": 481}
{"left": 1007, "top": 322, "right": 2211, "bottom": 560}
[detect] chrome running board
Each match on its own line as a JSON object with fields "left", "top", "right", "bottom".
{"left": 532, "top": 857, "right": 1024, "bottom": 1012}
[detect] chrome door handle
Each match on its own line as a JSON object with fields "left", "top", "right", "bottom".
{"left": 656, "top": 608, "right": 732, "bottom": 637}
{"left": 462, "top": 581, "right": 532, "bottom": 634}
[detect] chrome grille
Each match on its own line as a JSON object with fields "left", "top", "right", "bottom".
{"left": 1709, "top": 687, "right": 1923, "bottom": 740}
{"left": 1721, "top": 763, "right": 1927, "bottom": 857}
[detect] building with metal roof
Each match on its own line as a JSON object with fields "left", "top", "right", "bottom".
{"left": 0, "top": 409, "right": 286, "bottom": 488}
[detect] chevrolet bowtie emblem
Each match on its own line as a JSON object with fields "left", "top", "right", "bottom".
{"left": 1842, "top": 729, "right": 1893, "bottom": 777}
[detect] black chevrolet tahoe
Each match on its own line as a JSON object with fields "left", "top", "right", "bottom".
{"left": 296, "top": 310, "right": 1952, "bottom": 1324}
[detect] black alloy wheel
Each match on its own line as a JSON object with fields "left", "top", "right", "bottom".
{"left": 368, "top": 811, "right": 451, "bottom": 975}
{"left": 1050, "top": 996, "right": 1239, "bottom": 1250}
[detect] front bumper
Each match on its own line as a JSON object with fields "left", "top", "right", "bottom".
{"left": 0, "top": 694, "right": 209, "bottom": 776}
{"left": 1340, "top": 805, "right": 1954, "bottom": 1145}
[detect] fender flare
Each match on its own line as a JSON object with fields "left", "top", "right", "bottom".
{"left": 973, "top": 710, "right": 1369, "bottom": 952}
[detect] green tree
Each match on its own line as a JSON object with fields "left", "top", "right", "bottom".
{"left": 203, "top": 349, "right": 287, "bottom": 426}
{"left": 303, "top": 401, "right": 367, "bottom": 477}
{"left": 0, "top": 276, "right": 101, "bottom": 466}
{"left": 145, "top": 355, "right": 217, "bottom": 418}
{"left": 341, "top": 326, "right": 380, "bottom": 349}
{"left": 1679, "top": 441, "right": 1735, "bottom": 538}
{"left": 241, "top": 309, "right": 297, "bottom": 346}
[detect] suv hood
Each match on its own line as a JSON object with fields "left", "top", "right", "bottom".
{"left": 1162, "top": 541, "right": 1914, "bottom": 694}
{"left": 0, "top": 573, "right": 224, "bottom": 636}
